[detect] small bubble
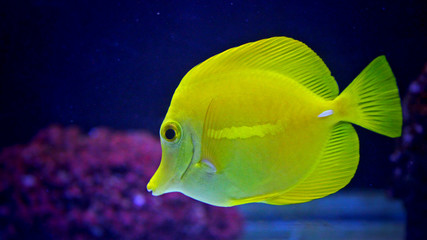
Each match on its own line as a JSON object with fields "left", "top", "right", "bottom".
{"left": 403, "top": 133, "right": 413, "bottom": 144}
{"left": 22, "top": 175, "right": 36, "bottom": 187}
{"left": 133, "top": 193, "right": 146, "bottom": 207}
{"left": 409, "top": 82, "right": 421, "bottom": 93}
{"left": 156, "top": 11, "right": 160, "bottom": 16}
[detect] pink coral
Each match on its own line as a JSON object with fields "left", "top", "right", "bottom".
{"left": 0, "top": 125, "right": 243, "bottom": 239}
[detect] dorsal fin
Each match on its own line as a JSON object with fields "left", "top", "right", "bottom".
{"left": 181, "top": 37, "right": 339, "bottom": 100}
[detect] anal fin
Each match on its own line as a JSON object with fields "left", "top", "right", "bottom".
{"left": 264, "top": 122, "right": 359, "bottom": 205}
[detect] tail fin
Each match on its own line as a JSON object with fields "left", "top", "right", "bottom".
{"left": 336, "top": 56, "right": 402, "bottom": 138}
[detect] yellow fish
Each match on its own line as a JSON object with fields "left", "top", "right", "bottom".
{"left": 147, "top": 36, "right": 402, "bottom": 207}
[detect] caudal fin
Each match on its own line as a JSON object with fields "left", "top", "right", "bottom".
{"left": 336, "top": 56, "right": 402, "bottom": 138}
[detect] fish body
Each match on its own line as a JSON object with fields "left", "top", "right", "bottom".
{"left": 147, "top": 37, "right": 402, "bottom": 207}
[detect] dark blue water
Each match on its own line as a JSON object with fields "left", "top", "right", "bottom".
{"left": 1, "top": 0, "right": 426, "bottom": 190}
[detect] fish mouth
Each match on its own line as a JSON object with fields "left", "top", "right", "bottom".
{"left": 146, "top": 181, "right": 155, "bottom": 194}
{"left": 146, "top": 133, "right": 196, "bottom": 196}
{"left": 179, "top": 133, "right": 196, "bottom": 180}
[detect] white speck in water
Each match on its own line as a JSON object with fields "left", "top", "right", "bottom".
{"left": 403, "top": 132, "right": 413, "bottom": 144}
{"left": 409, "top": 82, "right": 421, "bottom": 93}
{"left": 133, "top": 193, "right": 146, "bottom": 207}
{"left": 414, "top": 124, "right": 423, "bottom": 134}
{"left": 156, "top": 11, "right": 160, "bottom": 16}
{"left": 22, "top": 175, "right": 36, "bottom": 187}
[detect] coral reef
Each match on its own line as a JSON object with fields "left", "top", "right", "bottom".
{"left": 390, "top": 63, "right": 427, "bottom": 240}
{"left": 0, "top": 125, "right": 243, "bottom": 240}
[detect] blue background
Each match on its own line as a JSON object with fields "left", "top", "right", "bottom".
{"left": 1, "top": 0, "right": 426, "bottom": 188}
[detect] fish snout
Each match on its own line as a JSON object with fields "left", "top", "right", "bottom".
{"left": 146, "top": 180, "right": 162, "bottom": 196}
{"left": 146, "top": 165, "right": 176, "bottom": 196}
{"left": 146, "top": 181, "right": 153, "bottom": 193}
{"left": 146, "top": 175, "right": 165, "bottom": 196}
{"left": 146, "top": 178, "right": 166, "bottom": 196}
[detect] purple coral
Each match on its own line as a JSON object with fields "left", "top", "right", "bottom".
{"left": 0, "top": 125, "right": 243, "bottom": 239}
{"left": 389, "top": 63, "right": 427, "bottom": 240}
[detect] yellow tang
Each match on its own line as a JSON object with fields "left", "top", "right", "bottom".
{"left": 147, "top": 36, "right": 402, "bottom": 207}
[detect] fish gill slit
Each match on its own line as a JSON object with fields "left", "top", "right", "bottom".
{"left": 180, "top": 133, "right": 195, "bottom": 180}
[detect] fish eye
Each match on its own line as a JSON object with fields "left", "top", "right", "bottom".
{"left": 165, "top": 128, "right": 175, "bottom": 140}
{"left": 161, "top": 121, "right": 181, "bottom": 142}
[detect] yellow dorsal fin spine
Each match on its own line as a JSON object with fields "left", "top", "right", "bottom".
{"left": 180, "top": 37, "right": 339, "bottom": 100}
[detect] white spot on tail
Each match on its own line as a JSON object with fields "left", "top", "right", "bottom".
{"left": 202, "top": 159, "right": 217, "bottom": 173}
{"left": 318, "top": 110, "right": 334, "bottom": 118}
